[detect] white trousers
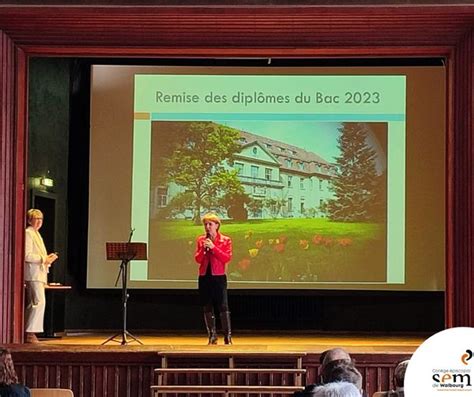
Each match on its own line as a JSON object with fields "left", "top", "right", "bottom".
{"left": 25, "top": 281, "right": 46, "bottom": 333}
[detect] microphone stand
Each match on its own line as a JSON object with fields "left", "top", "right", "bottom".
{"left": 103, "top": 228, "right": 143, "bottom": 346}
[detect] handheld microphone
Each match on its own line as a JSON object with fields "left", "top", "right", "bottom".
{"left": 205, "top": 232, "right": 211, "bottom": 252}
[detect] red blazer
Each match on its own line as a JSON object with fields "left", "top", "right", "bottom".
{"left": 194, "top": 232, "right": 233, "bottom": 276}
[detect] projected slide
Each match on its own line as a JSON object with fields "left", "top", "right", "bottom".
{"left": 129, "top": 74, "right": 406, "bottom": 286}
{"left": 88, "top": 66, "right": 446, "bottom": 290}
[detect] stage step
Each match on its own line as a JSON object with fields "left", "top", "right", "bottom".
{"left": 155, "top": 368, "right": 307, "bottom": 373}
{"left": 151, "top": 385, "right": 304, "bottom": 394}
{"left": 151, "top": 351, "right": 307, "bottom": 396}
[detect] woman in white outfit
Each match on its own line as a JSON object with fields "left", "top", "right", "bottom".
{"left": 24, "top": 209, "right": 58, "bottom": 343}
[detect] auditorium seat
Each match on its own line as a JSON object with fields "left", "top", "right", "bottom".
{"left": 30, "top": 388, "right": 74, "bottom": 397}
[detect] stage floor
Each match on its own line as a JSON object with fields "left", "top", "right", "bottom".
{"left": 25, "top": 331, "right": 425, "bottom": 354}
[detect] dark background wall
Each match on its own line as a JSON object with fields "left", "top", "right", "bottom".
{"left": 28, "top": 58, "right": 70, "bottom": 287}
{"left": 28, "top": 57, "right": 444, "bottom": 334}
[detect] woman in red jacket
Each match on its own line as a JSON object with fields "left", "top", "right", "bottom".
{"left": 194, "top": 213, "right": 233, "bottom": 345}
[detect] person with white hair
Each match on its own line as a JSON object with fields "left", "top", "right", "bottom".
{"left": 321, "top": 348, "right": 352, "bottom": 369}
{"left": 24, "top": 209, "right": 58, "bottom": 344}
{"left": 321, "top": 360, "right": 363, "bottom": 392}
{"left": 309, "top": 382, "right": 362, "bottom": 397}
{"left": 296, "top": 348, "right": 363, "bottom": 397}
{"left": 390, "top": 360, "right": 409, "bottom": 397}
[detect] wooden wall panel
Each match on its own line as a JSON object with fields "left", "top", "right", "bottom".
{"left": 11, "top": 351, "right": 409, "bottom": 397}
{"left": 0, "top": 30, "right": 15, "bottom": 344}
{"left": 13, "top": 48, "right": 28, "bottom": 344}
{"left": 449, "top": 29, "right": 474, "bottom": 327}
{"left": 0, "top": 6, "right": 473, "bottom": 48}
{"left": 0, "top": 30, "right": 27, "bottom": 344}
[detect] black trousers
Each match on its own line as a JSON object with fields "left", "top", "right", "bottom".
{"left": 198, "top": 274, "right": 229, "bottom": 313}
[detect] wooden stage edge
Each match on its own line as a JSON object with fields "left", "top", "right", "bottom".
{"left": 6, "top": 331, "right": 425, "bottom": 354}
{"left": 4, "top": 332, "right": 423, "bottom": 396}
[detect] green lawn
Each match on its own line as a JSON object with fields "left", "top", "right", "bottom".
{"left": 156, "top": 218, "right": 380, "bottom": 240}
{"left": 149, "top": 218, "right": 387, "bottom": 283}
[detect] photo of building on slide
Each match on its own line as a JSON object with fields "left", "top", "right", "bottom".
{"left": 148, "top": 121, "right": 388, "bottom": 284}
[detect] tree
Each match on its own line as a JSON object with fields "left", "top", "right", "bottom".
{"left": 263, "top": 197, "right": 287, "bottom": 219}
{"left": 326, "top": 122, "right": 384, "bottom": 222}
{"left": 216, "top": 174, "right": 251, "bottom": 221}
{"left": 247, "top": 198, "right": 264, "bottom": 218}
{"left": 154, "top": 122, "right": 243, "bottom": 223}
{"left": 370, "top": 171, "right": 387, "bottom": 222}
{"left": 155, "top": 191, "right": 194, "bottom": 220}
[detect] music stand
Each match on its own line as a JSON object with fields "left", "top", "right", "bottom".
{"left": 102, "top": 242, "right": 147, "bottom": 345}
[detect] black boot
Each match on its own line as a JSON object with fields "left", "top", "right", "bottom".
{"left": 220, "top": 311, "right": 232, "bottom": 345}
{"left": 204, "top": 311, "right": 218, "bottom": 345}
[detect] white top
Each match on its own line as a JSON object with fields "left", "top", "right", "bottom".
{"left": 24, "top": 226, "right": 49, "bottom": 283}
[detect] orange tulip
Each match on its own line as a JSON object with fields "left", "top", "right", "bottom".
{"left": 323, "top": 237, "right": 333, "bottom": 246}
{"left": 274, "top": 243, "right": 285, "bottom": 253}
{"left": 312, "top": 235, "right": 323, "bottom": 245}
{"left": 237, "top": 258, "right": 251, "bottom": 271}
{"left": 338, "top": 238, "right": 353, "bottom": 247}
{"left": 299, "top": 239, "right": 309, "bottom": 250}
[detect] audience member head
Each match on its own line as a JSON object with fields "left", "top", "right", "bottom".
{"left": 393, "top": 359, "right": 409, "bottom": 390}
{"left": 0, "top": 348, "right": 19, "bottom": 386}
{"left": 321, "top": 348, "right": 352, "bottom": 368}
{"left": 320, "top": 348, "right": 353, "bottom": 384}
{"left": 321, "top": 360, "right": 363, "bottom": 391}
{"left": 309, "top": 381, "right": 362, "bottom": 397}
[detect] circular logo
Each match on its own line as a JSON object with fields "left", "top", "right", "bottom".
{"left": 405, "top": 327, "right": 474, "bottom": 396}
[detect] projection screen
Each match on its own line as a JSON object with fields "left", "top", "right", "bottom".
{"left": 88, "top": 65, "right": 445, "bottom": 291}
